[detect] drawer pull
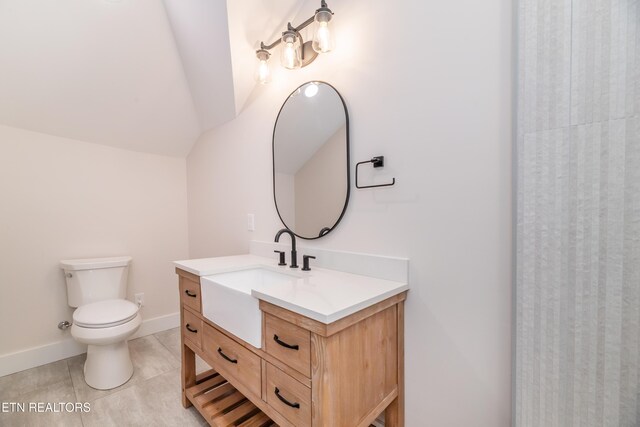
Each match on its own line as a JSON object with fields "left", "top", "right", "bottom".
{"left": 184, "top": 290, "right": 197, "bottom": 298}
{"left": 274, "top": 387, "right": 300, "bottom": 409}
{"left": 273, "top": 334, "right": 299, "bottom": 350}
{"left": 185, "top": 324, "right": 198, "bottom": 333}
{"left": 217, "top": 347, "right": 238, "bottom": 364}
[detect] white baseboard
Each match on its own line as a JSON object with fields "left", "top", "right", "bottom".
{"left": 0, "top": 312, "right": 180, "bottom": 378}
{"left": 0, "top": 338, "right": 87, "bottom": 378}
{"left": 130, "top": 312, "right": 180, "bottom": 340}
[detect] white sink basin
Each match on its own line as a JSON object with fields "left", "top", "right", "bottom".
{"left": 200, "top": 267, "right": 300, "bottom": 348}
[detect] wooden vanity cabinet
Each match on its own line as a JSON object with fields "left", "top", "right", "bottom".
{"left": 176, "top": 268, "right": 406, "bottom": 427}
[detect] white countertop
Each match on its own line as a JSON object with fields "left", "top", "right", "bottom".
{"left": 174, "top": 254, "right": 409, "bottom": 324}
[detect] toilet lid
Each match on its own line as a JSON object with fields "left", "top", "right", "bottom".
{"left": 73, "top": 299, "right": 139, "bottom": 328}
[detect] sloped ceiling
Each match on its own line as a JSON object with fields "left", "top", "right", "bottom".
{"left": 163, "top": 0, "right": 306, "bottom": 123}
{"left": 0, "top": 0, "right": 307, "bottom": 157}
{"left": 162, "top": 0, "right": 236, "bottom": 131}
{"left": 0, "top": 0, "right": 201, "bottom": 157}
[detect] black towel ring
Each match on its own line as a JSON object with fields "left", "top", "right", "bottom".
{"left": 355, "top": 156, "right": 396, "bottom": 189}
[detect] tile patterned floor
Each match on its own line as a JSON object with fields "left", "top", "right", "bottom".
{"left": 0, "top": 328, "right": 211, "bottom": 427}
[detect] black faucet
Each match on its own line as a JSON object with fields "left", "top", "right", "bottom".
{"left": 275, "top": 228, "right": 298, "bottom": 268}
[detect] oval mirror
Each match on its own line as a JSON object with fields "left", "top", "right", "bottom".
{"left": 273, "top": 81, "right": 350, "bottom": 239}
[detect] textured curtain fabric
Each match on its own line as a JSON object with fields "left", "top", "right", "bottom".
{"left": 516, "top": 0, "right": 640, "bottom": 426}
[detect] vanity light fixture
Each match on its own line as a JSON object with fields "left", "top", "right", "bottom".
{"left": 255, "top": 0, "right": 335, "bottom": 84}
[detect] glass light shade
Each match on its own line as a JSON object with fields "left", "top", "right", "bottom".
{"left": 312, "top": 10, "right": 335, "bottom": 53}
{"left": 255, "top": 50, "right": 271, "bottom": 84}
{"left": 280, "top": 31, "right": 301, "bottom": 69}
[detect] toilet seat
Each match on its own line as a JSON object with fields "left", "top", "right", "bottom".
{"left": 73, "top": 299, "right": 139, "bottom": 328}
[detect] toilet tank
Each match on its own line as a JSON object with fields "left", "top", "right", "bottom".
{"left": 60, "top": 256, "right": 132, "bottom": 308}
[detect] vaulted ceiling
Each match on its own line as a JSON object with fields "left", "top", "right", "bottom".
{"left": 0, "top": 0, "right": 304, "bottom": 157}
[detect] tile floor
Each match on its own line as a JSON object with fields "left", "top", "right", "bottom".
{"left": 0, "top": 328, "right": 211, "bottom": 427}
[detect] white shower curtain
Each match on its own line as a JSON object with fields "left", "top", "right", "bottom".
{"left": 516, "top": 0, "right": 640, "bottom": 426}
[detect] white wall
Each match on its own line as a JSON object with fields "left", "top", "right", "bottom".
{"left": 0, "top": 125, "right": 189, "bottom": 361}
{"left": 187, "top": 0, "right": 513, "bottom": 425}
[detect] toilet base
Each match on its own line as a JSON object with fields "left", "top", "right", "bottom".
{"left": 71, "top": 312, "right": 141, "bottom": 390}
{"left": 84, "top": 340, "right": 134, "bottom": 390}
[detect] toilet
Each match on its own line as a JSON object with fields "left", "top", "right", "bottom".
{"left": 60, "top": 256, "right": 142, "bottom": 390}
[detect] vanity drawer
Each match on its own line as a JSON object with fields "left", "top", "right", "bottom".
{"left": 265, "top": 363, "right": 311, "bottom": 427}
{"left": 182, "top": 308, "right": 202, "bottom": 349}
{"left": 202, "top": 324, "right": 261, "bottom": 398}
{"left": 179, "top": 277, "right": 201, "bottom": 313}
{"left": 265, "top": 314, "right": 311, "bottom": 377}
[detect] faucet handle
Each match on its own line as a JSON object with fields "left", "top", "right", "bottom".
{"left": 274, "top": 250, "right": 287, "bottom": 266}
{"left": 302, "top": 255, "right": 316, "bottom": 271}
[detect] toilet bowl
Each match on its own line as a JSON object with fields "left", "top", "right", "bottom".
{"left": 60, "top": 256, "right": 142, "bottom": 390}
{"left": 71, "top": 299, "right": 141, "bottom": 390}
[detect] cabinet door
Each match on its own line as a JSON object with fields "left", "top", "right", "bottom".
{"left": 202, "top": 323, "right": 262, "bottom": 398}
{"left": 265, "top": 314, "right": 311, "bottom": 377}
{"left": 182, "top": 308, "right": 202, "bottom": 349}
{"left": 265, "top": 363, "right": 311, "bottom": 427}
{"left": 179, "top": 277, "right": 201, "bottom": 313}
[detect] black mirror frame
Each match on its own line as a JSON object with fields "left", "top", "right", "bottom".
{"left": 272, "top": 81, "right": 350, "bottom": 240}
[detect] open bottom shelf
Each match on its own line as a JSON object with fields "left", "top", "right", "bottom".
{"left": 186, "top": 369, "right": 278, "bottom": 427}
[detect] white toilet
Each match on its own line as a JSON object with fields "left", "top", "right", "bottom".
{"left": 60, "top": 256, "right": 142, "bottom": 390}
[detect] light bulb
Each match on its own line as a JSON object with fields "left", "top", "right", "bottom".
{"left": 254, "top": 49, "right": 271, "bottom": 84}
{"left": 283, "top": 42, "right": 296, "bottom": 68}
{"left": 315, "top": 22, "right": 331, "bottom": 52}
{"left": 312, "top": 9, "right": 334, "bottom": 53}
{"left": 256, "top": 60, "right": 270, "bottom": 84}
{"left": 280, "top": 31, "right": 301, "bottom": 69}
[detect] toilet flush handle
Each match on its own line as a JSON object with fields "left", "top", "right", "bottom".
{"left": 65, "top": 273, "right": 73, "bottom": 278}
